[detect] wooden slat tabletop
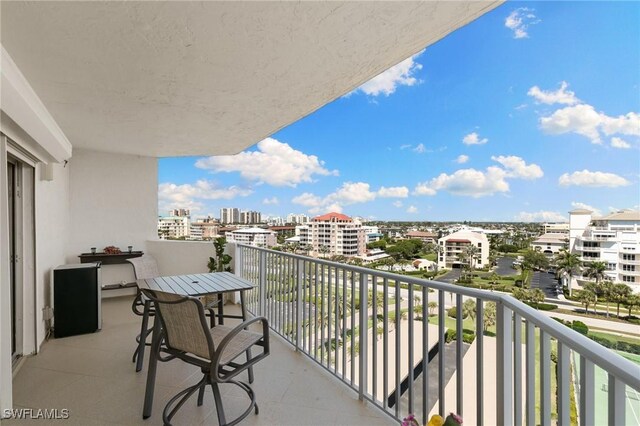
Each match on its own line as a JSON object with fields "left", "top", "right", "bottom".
{"left": 136, "top": 272, "right": 255, "bottom": 296}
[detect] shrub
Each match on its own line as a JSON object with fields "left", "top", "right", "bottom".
{"left": 525, "top": 302, "right": 558, "bottom": 311}
{"left": 571, "top": 320, "right": 589, "bottom": 335}
{"left": 444, "top": 328, "right": 475, "bottom": 344}
{"left": 447, "top": 306, "right": 458, "bottom": 318}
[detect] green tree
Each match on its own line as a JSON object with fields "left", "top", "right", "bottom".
{"left": 530, "top": 288, "right": 546, "bottom": 307}
{"left": 428, "top": 301, "right": 438, "bottom": 316}
{"left": 576, "top": 290, "right": 596, "bottom": 313}
{"left": 624, "top": 293, "right": 640, "bottom": 317}
{"left": 554, "top": 250, "right": 582, "bottom": 297}
{"left": 610, "top": 283, "right": 632, "bottom": 318}
{"left": 207, "top": 237, "right": 232, "bottom": 272}
{"left": 483, "top": 302, "right": 496, "bottom": 332}
{"left": 585, "top": 261, "right": 609, "bottom": 314}
{"left": 462, "top": 299, "right": 477, "bottom": 320}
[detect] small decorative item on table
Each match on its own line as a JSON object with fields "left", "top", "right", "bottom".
{"left": 402, "top": 413, "right": 462, "bottom": 426}
{"left": 103, "top": 246, "right": 122, "bottom": 254}
{"left": 90, "top": 247, "right": 97, "bottom": 254}
{"left": 127, "top": 245, "right": 133, "bottom": 253}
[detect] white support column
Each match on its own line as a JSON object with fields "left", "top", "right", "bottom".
{"left": 0, "top": 137, "right": 14, "bottom": 416}
{"left": 496, "top": 302, "right": 513, "bottom": 426}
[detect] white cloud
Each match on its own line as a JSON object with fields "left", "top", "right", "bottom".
{"left": 505, "top": 8, "right": 540, "bottom": 39}
{"left": 406, "top": 206, "right": 418, "bottom": 214}
{"left": 414, "top": 155, "right": 542, "bottom": 198}
{"left": 377, "top": 186, "right": 409, "bottom": 198}
{"left": 327, "top": 182, "right": 377, "bottom": 205}
{"left": 195, "top": 138, "right": 338, "bottom": 187}
{"left": 354, "top": 51, "right": 424, "bottom": 96}
{"left": 158, "top": 180, "right": 252, "bottom": 212}
{"left": 262, "top": 197, "right": 279, "bottom": 205}
{"left": 413, "top": 143, "right": 426, "bottom": 153}
{"left": 558, "top": 170, "right": 630, "bottom": 188}
{"left": 610, "top": 137, "right": 631, "bottom": 149}
{"left": 291, "top": 192, "right": 323, "bottom": 208}
{"left": 516, "top": 211, "right": 567, "bottom": 222}
{"left": 455, "top": 155, "right": 469, "bottom": 164}
{"left": 539, "top": 104, "right": 640, "bottom": 144}
{"left": 426, "top": 167, "right": 510, "bottom": 198}
{"left": 462, "top": 132, "right": 488, "bottom": 145}
{"left": 392, "top": 201, "right": 403, "bottom": 208}
{"left": 571, "top": 202, "right": 601, "bottom": 216}
{"left": 491, "top": 155, "right": 543, "bottom": 179}
{"left": 527, "top": 81, "right": 579, "bottom": 105}
{"left": 413, "top": 182, "right": 437, "bottom": 196}
{"left": 400, "top": 144, "right": 412, "bottom": 150}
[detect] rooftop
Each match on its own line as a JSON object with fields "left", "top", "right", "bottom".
{"left": 312, "top": 212, "right": 353, "bottom": 222}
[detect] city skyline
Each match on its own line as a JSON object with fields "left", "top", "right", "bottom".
{"left": 159, "top": 1, "right": 639, "bottom": 222}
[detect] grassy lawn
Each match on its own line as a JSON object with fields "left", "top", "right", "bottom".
{"left": 588, "top": 330, "right": 640, "bottom": 346}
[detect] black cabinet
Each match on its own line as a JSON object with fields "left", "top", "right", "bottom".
{"left": 53, "top": 263, "right": 102, "bottom": 338}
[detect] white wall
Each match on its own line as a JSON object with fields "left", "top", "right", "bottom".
{"left": 67, "top": 149, "right": 157, "bottom": 286}
{"left": 146, "top": 240, "right": 213, "bottom": 276}
{"left": 34, "top": 162, "right": 69, "bottom": 347}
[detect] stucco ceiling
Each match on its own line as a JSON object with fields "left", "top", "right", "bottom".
{"left": 1, "top": 1, "right": 502, "bottom": 157}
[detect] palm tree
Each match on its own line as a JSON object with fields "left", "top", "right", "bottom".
{"left": 462, "top": 299, "right": 476, "bottom": 320}
{"left": 610, "top": 283, "right": 632, "bottom": 318}
{"left": 428, "top": 301, "right": 438, "bottom": 316}
{"left": 585, "top": 261, "right": 609, "bottom": 315}
{"left": 318, "top": 244, "right": 330, "bottom": 259}
{"left": 554, "top": 250, "right": 582, "bottom": 297}
{"left": 432, "top": 244, "right": 445, "bottom": 276}
{"left": 624, "top": 293, "right": 640, "bottom": 318}
{"left": 463, "top": 244, "right": 480, "bottom": 271}
{"left": 576, "top": 290, "right": 596, "bottom": 313}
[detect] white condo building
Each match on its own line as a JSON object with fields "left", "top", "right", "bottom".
{"left": 220, "top": 207, "right": 240, "bottom": 224}
{"left": 437, "top": 230, "right": 489, "bottom": 270}
{"left": 227, "top": 227, "right": 277, "bottom": 248}
{"left": 543, "top": 222, "right": 569, "bottom": 234}
{"left": 157, "top": 216, "right": 190, "bottom": 239}
{"left": 530, "top": 233, "right": 568, "bottom": 257}
{"left": 287, "top": 213, "right": 310, "bottom": 224}
{"left": 298, "top": 212, "right": 366, "bottom": 257}
{"left": 570, "top": 209, "right": 640, "bottom": 291}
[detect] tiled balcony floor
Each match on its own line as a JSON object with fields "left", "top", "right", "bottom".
{"left": 10, "top": 296, "right": 393, "bottom": 426}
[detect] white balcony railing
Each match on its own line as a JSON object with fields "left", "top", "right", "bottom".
{"left": 235, "top": 245, "right": 640, "bottom": 426}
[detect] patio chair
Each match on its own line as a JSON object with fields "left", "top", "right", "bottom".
{"left": 127, "top": 255, "right": 161, "bottom": 371}
{"left": 142, "top": 289, "right": 270, "bottom": 426}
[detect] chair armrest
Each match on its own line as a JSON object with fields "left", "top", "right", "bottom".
{"left": 212, "top": 316, "right": 270, "bottom": 382}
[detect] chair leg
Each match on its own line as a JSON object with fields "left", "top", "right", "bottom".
{"left": 197, "top": 382, "right": 206, "bottom": 407}
{"left": 163, "top": 375, "right": 207, "bottom": 426}
{"left": 135, "top": 300, "right": 152, "bottom": 372}
{"left": 245, "top": 349, "right": 254, "bottom": 383}
{"left": 211, "top": 382, "right": 227, "bottom": 426}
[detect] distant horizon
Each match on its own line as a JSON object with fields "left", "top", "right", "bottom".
{"left": 160, "top": 2, "right": 639, "bottom": 222}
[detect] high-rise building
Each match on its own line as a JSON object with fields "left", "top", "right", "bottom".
{"left": 287, "top": 213, "right": 309, "bottom": 224}
{"left": 240, "top": 210, "right": 262, "bottom": 224}
{"left": 220, "top": 207, "right": 240, "bottom": 224}
{"left": 169, "top": 208, "right": 190, "bottom": 217}
{"left": 298, "top": 212, "right": 366, "bottom": 257}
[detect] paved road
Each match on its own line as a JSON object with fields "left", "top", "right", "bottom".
{"left": 530, "top": 270, "right": 561, "bottom": 298}
{"left": 494, "top": 256, "right": 518, "bottom": 276}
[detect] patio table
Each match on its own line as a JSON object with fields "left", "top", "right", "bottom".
{"left": 136, "top": 272, "right": 256, "bottom": 419}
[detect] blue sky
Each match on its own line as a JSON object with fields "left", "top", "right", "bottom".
{"left": 159, "top": 1, "right": 640, "bottom": 222}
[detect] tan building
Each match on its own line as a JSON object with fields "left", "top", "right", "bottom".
{"left": 405, "top": 230, "right": 438, "bottom": 245}
{"left": 437, "top": 230, "right": 489, "bottom": 269}
{"left": 299, "top": 212, "right": 366, "bottom": 257}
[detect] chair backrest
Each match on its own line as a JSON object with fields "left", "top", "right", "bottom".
{"left": 143, "top": 290, "right": 214, "bottom": 359}
{"left": 127, "top": 255, "right": 160, "bottom": 280}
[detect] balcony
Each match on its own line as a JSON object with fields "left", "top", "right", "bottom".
{"left": 10, "top": 297, "right": 389, "bottom": 426}
{"left": 235, "top": 245, "right": 640, "bottom": 425}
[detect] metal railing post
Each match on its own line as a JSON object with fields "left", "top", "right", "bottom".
{"left": 258, "top": 251, "right": 267, "bottom": 316}
{"left": 233, "top": 243, "right": 243, "bottom": 277}
{"left": 295, "top": 258, "right": 304, "bottom": 351}
{"left": 358, "top": 272, "right": 368, "bottom": 401}
{"left": 496, "top": 302, "right": 513, "bottom": 426}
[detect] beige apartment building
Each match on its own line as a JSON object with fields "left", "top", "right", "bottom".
{"left": 298, "top": 212, "right": 366, "bottom": 257}
{"left": 437, "top": 230, "right": 489, "bottom": 269}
